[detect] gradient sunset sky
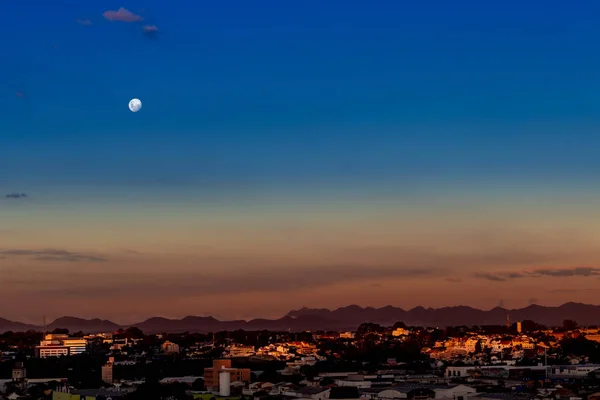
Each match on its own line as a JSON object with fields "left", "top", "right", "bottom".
{"left": 2, "top": 0, "right": 600, "bottom": 324}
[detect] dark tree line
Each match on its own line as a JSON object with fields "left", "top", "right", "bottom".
{"left": 560, "top": 336, "right": 600, "bottom": 363}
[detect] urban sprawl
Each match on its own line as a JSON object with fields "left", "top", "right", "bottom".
{"left": 1, "top": 318, "right": 600, "bottom": 400}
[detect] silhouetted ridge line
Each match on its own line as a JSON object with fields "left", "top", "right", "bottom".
{"left": 1, "top": 302, "right": 599, "bottom": 333}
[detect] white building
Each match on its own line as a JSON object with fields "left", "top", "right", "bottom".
{"left": 36, "top": 334, "right": 87, "bottom": 358}
{"left": 162, "top": 341, "right": 180, "bottom": 354}
{"left": 549, "top": 364, "right": 600, "bottom": 377}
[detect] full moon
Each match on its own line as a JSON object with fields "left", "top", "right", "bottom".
{"left": 128, "top": 98, "right": 142, "bottom": 112}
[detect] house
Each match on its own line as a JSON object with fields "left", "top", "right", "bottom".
{"left": 473, "top": 394, "right": 534, "bottom": 400}
{"left": 587, "top": 393, "right": 600, "bottom": 400}
{"left": 377, "top": 387, "right": 436, "bottom": 400}
{"left": 282, "top": 387, "right": 330, "bottom": 400}
{"left": 433, "top": 385, "right": 476, "bottom": 400}
{"left": 243, "top": 382, "right": 275, "bottom": 396}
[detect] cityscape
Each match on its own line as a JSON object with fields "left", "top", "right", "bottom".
{"left": 1, "top": 312, "right": 600, "bottom": 400}
{"left": 4, "top": 1, "right": 600, "bottom": 400}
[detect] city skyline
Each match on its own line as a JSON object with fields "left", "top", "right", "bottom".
{"left": 3, "top": 1, "right": 600, "bottom": 323}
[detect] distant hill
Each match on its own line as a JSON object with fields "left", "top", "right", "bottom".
{"left": 286, "top": 303, "right": 600, "bottom": 328}
{"left": 1, "top": 302, "right": 600, "bottom": 333}
{"left": 47, "top": 317, "right": 120, "bottom": 333}
{"left": 0, "top": 317, "right": 38, "bottom": 332}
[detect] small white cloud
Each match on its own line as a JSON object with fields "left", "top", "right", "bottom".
{"left": 103, "top": 7, "right": 143, "bottom": 22}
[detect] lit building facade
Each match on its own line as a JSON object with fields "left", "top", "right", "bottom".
{"left": 101, "top": 357, "right": 114, "bottom": 384}
{"left": 162, "top": 341, "right": 180, "bottom": 354}
{"left": 36, "top": 334, "right": 88, "bottom": 358}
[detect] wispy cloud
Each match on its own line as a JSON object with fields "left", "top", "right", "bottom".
{"left": 142, "top": 24, "right": 159, "bottom": 39}
{"left": 5, "top": 193, "right": 27, "bottom": 199}
{"left": 473, "top": 272, "right": 526, "bottom": 281}
{"left": 533, "top": 267, "right": 600, "bottom": 277}
{"left": 547, "top": 288, "right": 597, "bottom": 293}
{"left": 102, "top": 7, "right": 143, "bottom": 22}
{"left": 142, "top": 25, "right": 158, "bottom": 33}
{"left": 76, "top": 19, "right": 92, "bottom": 25}
{"left": 528, "top": 297, "right": 539, "bottom": 305}
{"left": 120, "top": 249, "right": 142, "bottom": 256}
{"left": 474, "top": 267, "right": 600, "bottom": 281}
{"left": 0, "top": 249, "right": 107, "bottom": 262}
{"left": 445, "top": 277, "right": 463, "bottom": 283}
{"left": 4, "top": 264, "right": 445, "bottom": 300}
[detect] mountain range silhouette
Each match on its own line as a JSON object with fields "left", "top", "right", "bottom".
{"left": 2, "top": 302, "right": 597, "bottom": 334}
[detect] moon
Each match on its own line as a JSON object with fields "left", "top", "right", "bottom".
{"left": 128, "top": 98, "right": 142, "bottom": 112}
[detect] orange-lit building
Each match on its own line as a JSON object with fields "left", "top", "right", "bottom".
{"left": 203, "top": 359, "right": 251, "bottom": 388}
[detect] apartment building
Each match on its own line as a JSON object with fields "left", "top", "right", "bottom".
{"left": 162, "top": 341, "right": 180, "bottom": 354}
{"left": 102, "top": 357, "right": 114, "bottom": 384}
{"left": 203, "top": 359, "right": 251, "bottom": 389}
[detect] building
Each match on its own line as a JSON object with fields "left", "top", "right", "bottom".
{"left": 36, "top": 334, "right": 88, "bottom": 358}
{"left": 588, "top": 393, "right": 600, "bottom": 400}
{"left": 101, "top": 357, "right": 114, "bottom": 384}
{"left": 517, "top": 322, "right": 522, "bottom": 333}
{"left": 36, "top": 345, "right": 69, "bottom": 358}
{"left": 12, "top": 362, "right": 26, "bottom": 390}
{"left": 226, "top": 344, "right": 256, "bottom": 357}
{"left": 52, "top": 387, "right": 134, "bottom": 400}
{"left": 203, "top": 359, "right": 251, "bottom": 390}
{"left": 377, "top": 387, "right": 436, "bottom": 400}
{"left": 282, "top": 387, "right": 331, "bottom": 400}
{"left": 586, "top": 334, "right": 600, "bottom": 343}
{"left": 549, "top": 364, "right": 600, "bottom": 377}
{"left": 392, "top": 328, "right": 409, "bottom": 337}
{"left": 62, "top": 338, "right": 88, "bottom": 355}
{"left": 162, "top": 341, "right": 180, "bottom": 354}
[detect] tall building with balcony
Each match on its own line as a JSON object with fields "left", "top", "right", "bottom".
{"left": 101, "top": 357, "right": 114, "bottom": 384}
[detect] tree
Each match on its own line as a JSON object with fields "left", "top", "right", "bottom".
{"left": 52, "top": 328, "right": 69, "bottom": 334}
{"left": 191, "top": 378, "right": 204, "bottom": 391}
{"left": 563, "top": 319, "right": 578, "bottom": 331}
{"left": 393, "top": 321, "right": 407, "bottom": 329}
{"left": 560, "top": 336, "right": 600, "bottom": 362}
{"left": 257, "top": 370, "right": 284, "bottom": 383}
{"left": 520, "top": 320, "right": 542, "bottom": 332}
{"left": 356, "top": 323, "right": 383, "bottom": 338}
{"left": 125, "top": 327, "right": 145, "bottom": 339}
{"left": 320, "top": 377, "right": 335, "bottom": 386}
{"left": 299, "top": 365, "right": 317, "bottom": 379}
{"left": 474, "top": 340, "right": 483, "bottom": 354}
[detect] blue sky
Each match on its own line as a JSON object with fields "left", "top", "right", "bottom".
{"left": 4, "top": 0, "right": 600, "bottom": 320}
{"left": 3, "top": 0, "right": 600, "bottom": 190}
